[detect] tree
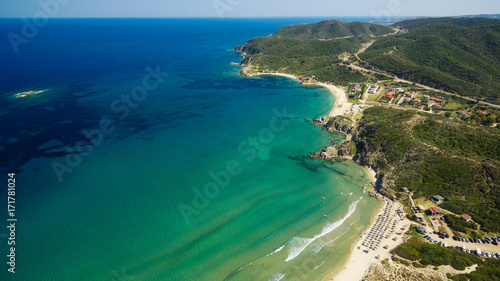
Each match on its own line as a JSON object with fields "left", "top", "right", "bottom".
{"left": 485, "top": 116, "right": 495, "bottom": 125}
{"left": 445, "top": 112, "right": 452, "bottom": 118}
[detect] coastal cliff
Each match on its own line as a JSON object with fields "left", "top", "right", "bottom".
{"left": 313, "top": 107, "right": 500, "bottom": 233}
{"left": 310, "top": 114, "right": 396, "bottom": 198}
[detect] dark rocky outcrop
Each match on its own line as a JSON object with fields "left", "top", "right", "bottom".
{"left": 309, "top": 141, "right": 355, "bottom": 160}
{"left": 313, "top": 116, "right": 356, "bottom": 137}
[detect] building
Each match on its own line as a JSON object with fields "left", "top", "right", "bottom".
{"left": 431, "top": 195, "right": 444, "bottom": 203}
{"left": 462, "top": 214, "right": 472, "bottom": 222}
{"left": 478, "top": 111, "right": 487, "bottom": 115}
{"left": 428, "top": 207, "right": 442, "bottom": 216}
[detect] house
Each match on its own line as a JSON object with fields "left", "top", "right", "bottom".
{"left": 354, "top": 83, "right": 361, "bottom": 91}
{"left": 456, "top": 110, "right": 466, "bottom": 115}
{"left": 478, "top": 111, "right": 487, "bottom": 115}
{"left": 414, "top": 99, "right": 421, "bottom": 103}
{"left": 461, "top": 214, "right": 472, "bottom": 222}
{"left": 417, "top": 205, "right": 425, "bottom": 213}
{"left": 385, "top": 93, "right": 394, "bottom": 99}
{"left": 431, "top": 195, "right": 444, "bottom": 203}
{"left": 428, "top": 207, "right": 442, "bottom": 216}
{"left": 429, "top": 97, "right": 443, "bottom": 102}
{"left": 432, "top": 104, "right": 442, "bottom": 108}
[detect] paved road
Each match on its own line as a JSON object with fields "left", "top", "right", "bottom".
{"left": 350, "top": 64, "right": 500, "bottom": 109}
{"left": 348, "top": 42, "right": 500, "bottom": 109}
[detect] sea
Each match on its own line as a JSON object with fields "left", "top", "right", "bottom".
{"left": 0, "top": 17, "right": 383, "bottom": 281}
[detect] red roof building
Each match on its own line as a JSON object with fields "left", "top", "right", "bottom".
{"left": 428, "top": 207, "right": 442, "bottom": 216}
{"left": 478, "top": 111, "right": 487, "bottom": 115}
{"left": 461, "top": 214, "right": 472, "bottom": 222}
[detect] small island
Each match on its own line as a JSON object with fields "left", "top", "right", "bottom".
{"left": 14, "top": 89, "right": 48, "bottom": 98}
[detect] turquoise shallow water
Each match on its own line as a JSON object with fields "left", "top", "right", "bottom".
{"left": 0, "top": 18, "right": 382, "bottom": 281}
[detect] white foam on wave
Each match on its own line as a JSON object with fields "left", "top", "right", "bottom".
{"left": 224, "top": 244, "right": 286, "bottom": 280}
{"left": 285, "top": 197, "right": 362, "bottom": 262}
{"left": 269, "top": 273, "right": 285, "bottom": 281}
{"left": 268, "top": 244, "right": 285, "bottom": 256}
{"left": 313, "top": 261, "right": 325, "bottom": 270}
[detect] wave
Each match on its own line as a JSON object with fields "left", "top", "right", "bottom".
{"left": 224, "top": 244, "right": 286, "bottom": 280}
{"left": 267, "top": 244, "right": 285, "bottom": 256}
{"left": 285, "top": 197, "right": 361, "bottom": 262}
{"left": 269, "top": 273, "right": 285, "bottom": 281}
{"left": 313, "top": 261, "right": 324, "bottom": 270}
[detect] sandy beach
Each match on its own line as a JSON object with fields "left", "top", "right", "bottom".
{"left": 327, "top": 201, "right": 410, "bottom": 281}
{"left": 244, "top": 70, "right": 402, "bottom": 281}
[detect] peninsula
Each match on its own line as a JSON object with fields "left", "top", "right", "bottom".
{"left": 236, "top": 17, "right": 500, "bottom": 280}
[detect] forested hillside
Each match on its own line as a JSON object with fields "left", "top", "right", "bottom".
{"left": 360, "top": 18, "right": 500, "bottom": 103}
{"left": 354, "top": 107, "right": 500, "bottom": 232}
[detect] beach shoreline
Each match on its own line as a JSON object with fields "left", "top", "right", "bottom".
{"left": 242, "top": 70, "right": 407, "bottom": 281}
{"left": 328, "top": 200, "right": 410, "bottom": 281}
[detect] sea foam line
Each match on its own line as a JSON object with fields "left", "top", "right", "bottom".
{"left": 285, "top": 197, "right": 361, "bottom": 262}
{"left": 269, "top": 273, "right": 285, "bottom": 281}
{"left": 224, "top": 244, "right": 286, "bottom": 280}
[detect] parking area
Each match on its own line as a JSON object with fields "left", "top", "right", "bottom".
{"left": 415, "top": 226, "right": 500, "bottom": 258}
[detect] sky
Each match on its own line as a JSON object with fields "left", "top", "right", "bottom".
{"left": 1, "top": 0, "right": 499, "bottom": 18}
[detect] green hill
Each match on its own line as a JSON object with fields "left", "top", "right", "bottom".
{"left": 353, "top": 107, "right": 500, "bottom": 232}
{"left": 271, "top": 20, "right": 395, "bottom": 40}
{"left": 360, "top": 18, "right": 500, "bottom": 103}
{"left": 235, "top": 20, "right": 393, "bottom": 84}
{"left": 395, "top": 17, "right": 500, "bottom": 30}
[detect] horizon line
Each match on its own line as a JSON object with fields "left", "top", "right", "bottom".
{"left": 0, "top": 14, "right": 498, "bottom": 20}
